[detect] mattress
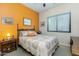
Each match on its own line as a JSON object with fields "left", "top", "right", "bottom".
{"left": 19, "top": 35, "right": 58, "bottom": 56}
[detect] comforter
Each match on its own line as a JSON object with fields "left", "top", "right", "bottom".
{"left": 19, "top": 35, "right": 58, "bottom": 56}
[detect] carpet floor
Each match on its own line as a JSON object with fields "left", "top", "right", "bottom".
{"left": 4, "top": 46, "right": 71, "bottom": 56}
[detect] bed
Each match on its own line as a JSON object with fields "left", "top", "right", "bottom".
{"left": 18, "top": 29, "right": 58, "bottom": 56}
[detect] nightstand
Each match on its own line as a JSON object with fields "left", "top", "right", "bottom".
{"left": 70, "top": 37, "right": 79, "bottom": 56}
{"left": 0, "top": 39, "right": 17, "bottom": 56}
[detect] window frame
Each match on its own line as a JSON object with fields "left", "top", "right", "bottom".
{"left": 47, "top": 12, "right": 71, "bottom": 33}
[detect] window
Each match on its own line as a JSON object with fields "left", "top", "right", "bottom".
{"left": 47, "top": 12, "right": 71, "bottom": 33}
{"left": 48, "top": 16, "right": 57, "bottom": 31}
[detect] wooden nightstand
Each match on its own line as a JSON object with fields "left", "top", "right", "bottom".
{"left": 70, "top": 37, "right": 79, "bottom": 56}
{"left": 0, "top": 39, "right": 17, "bottom": 56}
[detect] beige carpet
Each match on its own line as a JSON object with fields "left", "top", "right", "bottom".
{"left": 4, "top": 46, "right": 71, "bottom": 56}
{"left": 54, "top": 46, "right": 71, "bottom": 56}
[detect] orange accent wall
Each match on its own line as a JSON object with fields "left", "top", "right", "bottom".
{"left": 0, "top": 24, "right": 17, "bottom": 40}
{"left": 0, "top": 3, "right": 39, "bottom": 40}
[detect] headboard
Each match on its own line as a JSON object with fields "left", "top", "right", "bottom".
{"left": 18, "top": 25, "right": 35, "bottom": 31}
{"left": 18, "top": 28, "right": 35, "bottom": 31}
{"left": 17, "top": 28, "right": 35, "bottom": 39}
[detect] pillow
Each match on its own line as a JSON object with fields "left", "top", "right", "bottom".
{"left": 27, "top": 31, "right": 37, "bottom": 36}
{"left": 19, "top": 31, "right": 28, "bottom": 36}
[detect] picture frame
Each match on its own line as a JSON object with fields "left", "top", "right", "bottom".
{"left": 41, "top": 21, "right": 45, "bottom": 27}
{"left": 23, "top": 18, "right": 32, "bottom": 26}
{"left": 2, "top": 17, "right": 13, "bottom": 24}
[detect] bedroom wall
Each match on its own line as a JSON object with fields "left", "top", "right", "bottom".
{"left": 0, "top": 3, "right": 39, "bottom": 40}
{"left": 39, "top": 3, "right": 79, "bottom": 46}
{"left": 0, "top": 24, "right": 17, "bottom": 40}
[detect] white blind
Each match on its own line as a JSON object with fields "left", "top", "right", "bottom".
{"left": 47, "top": 13, "right": 70, "bottom": 32}
{"left": 48, "top": 16, "right": 57, "bottom": 31}
{"left": 57, "top": 13, "right": 70, "bottom": 32}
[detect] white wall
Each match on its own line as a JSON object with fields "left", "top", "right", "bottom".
{"left": 39, "top": 4, "right": 79, "bottom": 46}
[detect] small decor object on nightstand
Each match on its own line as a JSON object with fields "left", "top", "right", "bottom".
{"left": 37, "top": 31, "right": 41, "bottom": 34}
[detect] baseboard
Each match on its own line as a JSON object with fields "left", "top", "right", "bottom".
{"left": 59, "top": 44, "right": 70, "bottom": 47}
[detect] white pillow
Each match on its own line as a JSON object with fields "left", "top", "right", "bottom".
{"left": 20, "top": 31, "right": 28, "bottom": 36}
{"left": 27, "top": 31, "right": 37, "bottom": 36}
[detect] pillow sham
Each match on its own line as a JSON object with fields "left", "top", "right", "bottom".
{"left": 19, "top": 31, "right": 28, "bottom": 36}
{"left": 27, "top": 31, "right": 37, "bottom": 36}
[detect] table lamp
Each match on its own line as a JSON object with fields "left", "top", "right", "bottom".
{"left": 7, "top": 33, "right": 10, "bottom": 40}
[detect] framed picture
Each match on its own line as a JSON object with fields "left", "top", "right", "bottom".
{"left": 23, "top": 18, "right": 32, "bottom": 25}
{"left": 2, "top": 17, "right": 13, "bottom": 24}
{"left": 41, "top": 21, "right": 45, "bottom": 27}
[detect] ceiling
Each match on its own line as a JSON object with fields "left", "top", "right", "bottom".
{"left": 23, "top": 3, "right": 64, "bottom": 12}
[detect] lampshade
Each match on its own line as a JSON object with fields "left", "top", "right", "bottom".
{"left": 7, "top": 33, "right": 10, "bottom": 37}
